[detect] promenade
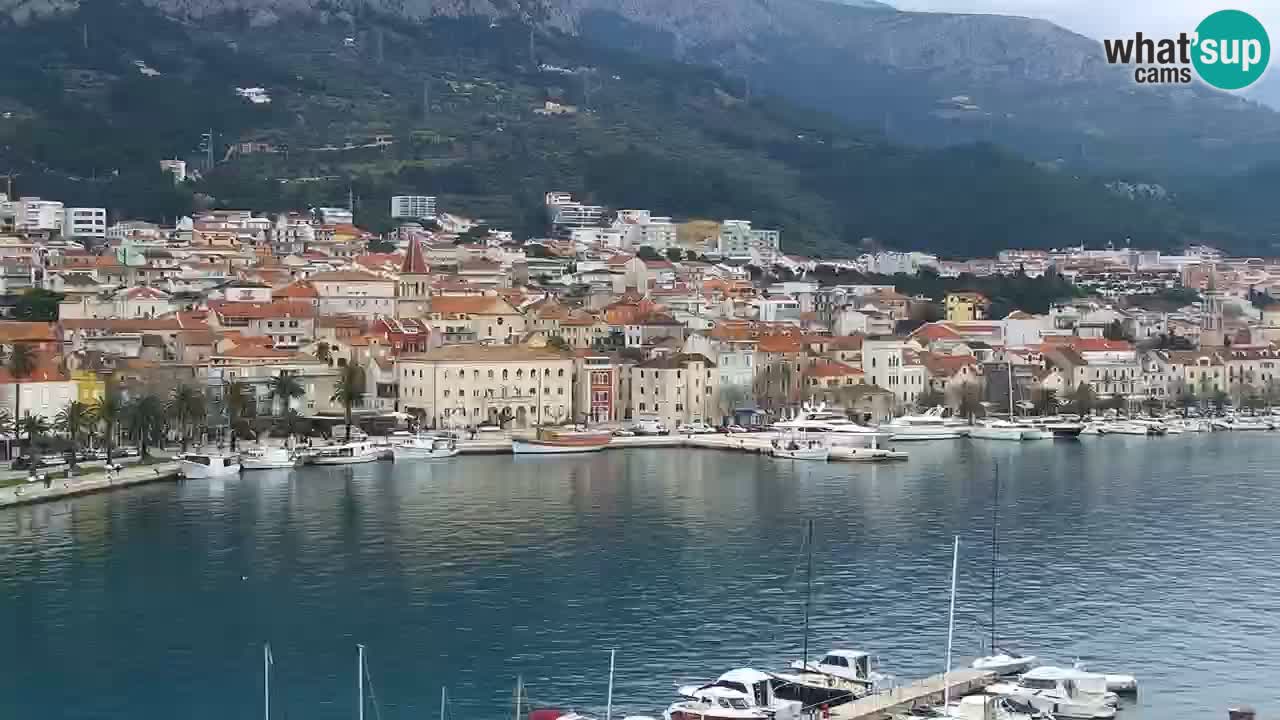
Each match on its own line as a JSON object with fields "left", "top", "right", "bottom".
{"left": 0, "top": 460, "right": 180, "bottom": 508}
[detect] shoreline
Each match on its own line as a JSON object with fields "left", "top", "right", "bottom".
{"left": 0, "top": 462, "right": 180, "bottom": 509}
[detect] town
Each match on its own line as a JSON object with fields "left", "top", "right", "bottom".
{"left": 0, "top": 182, "right": 1278, "bottom": 450}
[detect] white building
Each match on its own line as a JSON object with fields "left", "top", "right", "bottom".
{"left": 14, "top": 198, "right": 64, "bottom": 233}
{"left": 314, "top": 207, "right": 354, "bottom": 225}
{"left": 159, "top": 159, "right": 187, "bottom": 183}
{"left": 63, "top": 207, "right": 107, "bottom": 240}
{"left": 862, "top": 338, "right": 927, "bottom": 408}
{"left": 390, "top": 195, "right": 438, "bottom": 220}
{"left": 865, "top": 251, "right": 939, "bottom": 276}
{"left": 718, "top": 220, "right": 781, "bottom": 263}
{"left": 545, "top": 192, "right": 605, "bottom": 234}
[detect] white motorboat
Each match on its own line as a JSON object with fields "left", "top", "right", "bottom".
{"left": 781, "top": 649, "right": 881, "bottom": 704}
{"left": 1017, "top": 427, "right": 1054, "bottom": 440}
{"left": 240, "top": 446, "right": 299, "bottom": 470}
{"left": 773, "top": 402, "right": 885, "bottom": 438}
{"left": 828, "top": 446, "right": 908, "bottom": 462}
{"left": 1098, "top": 421, "right": 1152, "bottom": 436}
{"left": 973, "top": 652, "right": 1038, "bottom": 676}
{"left": 391, "top": 433, "right": 459, "bottom": 460}
{"left": 1078, "top": 422, "right": 1103, "bottom": 435}
{"left": 1220, "top": 416, "right": 1274, "bottom": 431}
{"left": 1043, "top": 421, "right": 1086, "bottom": 438}
{"left": 987, "top": 666, "right": 1118, "bottom": 719}
{"left": 309, "top": 441, "right": 384, "bottom": 465}
{"left": 768, "top": 435, "right": 830, "bottom": 461}
{"left": 179, "top": 451, "right": 242, "bottom": 478}
{"left": 882, "top": 407, "right": 970, "bottom": 441}
{"left": 1070, "top": 661, "right": 1139, "bottom": 695}
{"left": 969, "top": 420, "right": 1027, "bottom": 441}
{"left": 666, "top": 669, "right": 803, "bottom": 720}
{"left": 1131, "top": 418, "right": 1169, "bottom": 435}
{"left": 939, "top": 694, "right": 1055, "bottom": 720}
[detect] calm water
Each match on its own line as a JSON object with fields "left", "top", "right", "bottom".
{"left": 2, "top": 435, "right": 1279, "bottom": 720}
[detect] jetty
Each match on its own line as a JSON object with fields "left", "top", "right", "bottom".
{"left": 828, "top": 668, "right": 996, "bottom": 720}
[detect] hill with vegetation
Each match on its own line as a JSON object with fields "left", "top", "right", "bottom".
{"left": 0, "top": 1, "right": 1237, "bottom": 255}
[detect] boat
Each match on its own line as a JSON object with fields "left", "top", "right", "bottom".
{"left": 1098, "top": 421, "right": 1152, "bottom": 436}
{"left": 1043, "top": 420, "right": 1086, "bottom": 438}
{"left": 882, "top": 407, "right": 970, "bottom": 441}
{"left": 935, "top": 695, "right": 1055, "bottom": 720}
{"left": 972, "top": 465, "right": 1037, "bottom": 677}
{"left": 309, "top": 441, "right": 384, "bottom": 465}
{"left": 969, "top": 420, "right": 1027, "bottom": 441}
{"left": 391, "top": 433, "right": 459, "bottom": 460}
{"left": 828, "top": 446, "right": 908, "bottom": 462}
{"left": 1078, "top": 422, "right": 1103, "bottom": 436}
{"left": 773, "top": 402, "right": 885, "bottom": 438}
{"left": 513, "top": 428, "right": 612, "bottom": 454}
{"left": 240, "top": 446, "right": 299, "bottom": 470}
{"left": 1219, "top": 416, "right": 1274, "bottom": 431}
{"left": 986, "top": 667, "right": 1118, "bottom": 719}
{"left": 665, "top": 669, "right": 803, "bottom": 720}
{"left": 769, "top": 436, "right": 831, "bottom": 461}
{"left": 178, "top": 451, "right": 242, "bottom": 478}
{"left": 1070, "top": 661, "right": 1138, "bottom": 695}
{"left": 1017, "top": 427, "right": 1054, "bottom": 440}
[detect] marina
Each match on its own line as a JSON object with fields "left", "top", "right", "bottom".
{"left": 2, "top": 435, "right": 1279, "bottom": 720}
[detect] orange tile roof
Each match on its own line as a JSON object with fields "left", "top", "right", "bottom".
{"left": 757, "top": 335, "right": 805, "bottom": 353}
{"left": 429, "top": 296, "right": 518, "bottom": 315}
{"left": 0, "top": 322, "right": 58, "bottom": 343}
{"left": 910, "top": 323, "right": 963, "bottom": 341}
{"left": 210, "top": 301, "right": 317, "bottom": 320}
{"left": 919, "top": 352, "right": 979, "bottom": 377}
{"left": 273, "top": 281, "right": 319, "bottom": 299}
{"left": 307, "top": 270, "right": 391, "bottom": 283}
{"left": 806, "top": 359, "right": 863, "bottom": 378}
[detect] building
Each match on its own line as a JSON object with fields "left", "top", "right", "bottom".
{"left": 397, "top": 344, "right": 575, "bottom": 429}
{"left": 391, "top": 195, "right": 438, "bottom": 220}
{"left": 14, "top": 198, "right": 64, "bottom": 233}
{"left": 0, "top": 357, "right": 76, "bottom": 425}
{"left": 717, "top": 220, "right": 781, "bottom": 263}
{"left": 631, "top": 353, "right": 720, "bottom": 428}
{"left": 546, "top": 192, "right": 606, "bottom": 235}
{"left": 63, "top": 207, "right": 108, "bottom": 241}
{"left": 861, "top": 338, "right": 927, "bottom": 409}
{"left": 308, "top": 270, "right": 396, "bottom": 318}
{"left": 574, "top": 352, "right": 623, "bottom": 424}
{"left": 945, "top": 292, "right": 988, "bottom": 322}
{"left": 423, "top": 295, "right": 526, "bottom": 345}
{"left": 159, "top": 159, "right": 187, "bottom": 183}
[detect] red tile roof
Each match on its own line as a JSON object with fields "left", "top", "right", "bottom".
{"left": 806, "top": 359, "right": 863, "bottom": 378}
{"left": 401, "top": 236, "right": 429, "bottom": 274}
{"left": 210, "top": 301, "right": 317, "bottom": 320}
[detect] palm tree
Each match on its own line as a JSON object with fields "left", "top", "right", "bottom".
{"left": 55, "top": 401, "right": 97, "bottom": 450}
{"left": 124, "top": 394, "right": 166, "bottom": 457}
{"left": 18, "top": 413, "right": 50, "bottom": 450}
{"left": 268, "top": 373, "right": 305, "bottom": 417}
{"left": 278, "top": 408, "right": 305, "bottom": 448}
{"left": 957, "top": 384, "right": 985, "bottom": 422}
{"left": 224, "top": 380, "right": 254, "bottom": 451}
{"left": 91, "top": 391, "right": 127, "bottom": 462}
{"left": 332, "top": 363, "right": 365, "bottom": 441}
{"left": 6, "top": 343, "right": 37, "bottom": 440}
{"left": 168, "top": 385, "right": 207, "bottom": 452}
{"left": 315, "top": 341, "right": 332, "bottom": 365}
{"left": 1032, "top": 388, "right": 1060, "bottom": 416}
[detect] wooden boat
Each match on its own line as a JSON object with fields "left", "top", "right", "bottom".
{"left": 512, "top": 428, "right": 611, "bottom": 454}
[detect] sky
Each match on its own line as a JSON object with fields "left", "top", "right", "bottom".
{"left": 888, "top": 0, "right": 1280, "bottom": 104}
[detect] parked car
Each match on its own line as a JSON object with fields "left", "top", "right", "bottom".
{"left": 723, "top": 424, "right": 748, "bottom": 434}
{"left": 630, "top": 419, "right": 667, "bottom": 436}
{"left": 116, "top": 446, "right": 141, "bottom": 458}
{"left": 611, "top": 428, "right": 636, "bottom": 437}
{"left": 676, "top": 422, "right": 716, "bottom": 435}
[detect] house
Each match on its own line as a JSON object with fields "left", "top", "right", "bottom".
{"left": 630, "top": 353, "right": 720, "bottom": 428}
{"left": 396, "top": 343, "right": 575, "bottom": 429}
{"left": 0, "top": 355, "right": 76, "bottom": 425}
{"left": 919, "top": 352, "right": 982, "bottom": 406}
{"left": 945, "top": 292, "right": 989, "bottom": 322}
{"left": 801, "top": 359, "right": 867, "bottom": 406}
{"left": 209, "top": 300, "right": 317, "bottom": 349}
{"left": 0, "top": 321, "right": 60, "bottom": 354}
{"left": 861, "top": 338, "right": 927, "bottom": 409}
{"left": 307, "top": 269, "right": 396, "bottom": 318}
{"left": 574, "top": 351, "right": 624, "bottom": 424}
{"left": 424, "top": 295, "right": 526, "bottom": 345}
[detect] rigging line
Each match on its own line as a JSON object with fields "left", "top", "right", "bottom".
{"left": 362, "top": 653, "right": 384, "bottom": 720}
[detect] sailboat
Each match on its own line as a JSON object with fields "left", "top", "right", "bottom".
{"left": 775, "top": 520, "right": 877, "bottom": 706}
{"left": 971, "top": 468, "right": 1037, "bottom": 676}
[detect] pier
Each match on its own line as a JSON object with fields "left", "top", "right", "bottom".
{"left": 828, "top": 669, "right": 996, "bottom": 720}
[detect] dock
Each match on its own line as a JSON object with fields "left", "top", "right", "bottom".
{"left": 828, "top": 669, "right": 996, "bottom": 720}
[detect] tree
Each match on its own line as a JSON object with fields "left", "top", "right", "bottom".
{"left": 664, "top": 247, "right": 684, "bottom": 263}
{"left": 1103, "top": 319, "right": 1130, "bottom": 342}
{"left": 224, "top": 380, "right": 254, "bottom": 450}
{"left": 124, "top": 395, "right": 166, "bottom": 456}
{"left": 168, "top": 385, "right": 206, "bottom": 451}
{"left": 315, "top": 341, "right": 333, "bottom": 365}
{"left": 6, "top": 343, "right": 37, "bottom": 441}
{"left": 1065, "top": 383, "right": 1096, "bottom": 416}
{"left": 1141, "top": 396, "right": 1164, "bottom": 416}
{"left": 13, "top": 289, "right": 64, "bottom": 321}
{"left": 1212, "top": 389, "right": 1230, "bottom": 414}
{"left": 91, "top": 391, "right": 126, "bottom": 461}
{"left": 1177, "top": 389, "right": 1197, "bottom": 417}
{"left": 54, "top": 401, "right": 97, "bottom": 451}
{"left": 917, "top": 388, "right": 946, "bottom": 409}
{"left": 18, "top": 413, "right": 50, "bottom": 447}
{"left": 1033, "top": 388, "right": 1060, "bottom": 416}
{"left": 636, "top": 245, "right": 661, "bottom": 261}
{"left": 268, "top": 373, "right": 305, "bottom": 417}
{"left": 278, "top": 409, "right": 306, "bottom": 447}
{"left": 546, "top": 335, "right": 570, "bottom": 351}
{"left": 957, "top": 384, "right": 984, "bottom": 422}
{"left": 332, "top": 363, "right": 365, "bottom": 440}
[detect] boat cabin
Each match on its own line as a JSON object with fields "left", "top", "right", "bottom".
{"left": 1017, "top": 667, "right": 1112, "bottom": 699}
{"left": 813, "top": 650, "right": 872, "bottom": 681}
{"left": 181, "top": 453, "right": 237, "bottom": 470}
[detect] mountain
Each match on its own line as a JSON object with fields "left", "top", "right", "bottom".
{"left": 0, "top": 0, "right": 1254, "bottom": 255}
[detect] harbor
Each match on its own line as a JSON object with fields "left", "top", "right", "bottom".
{"left": 2, "top": 434, "right": 1277, "bottom": 720}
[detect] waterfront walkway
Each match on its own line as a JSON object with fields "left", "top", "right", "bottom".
{"left": 0, "top": 461, "right": 179, "bottom": 508}
{"left": 830, "top": 669, "right": 995, "bottom": 720}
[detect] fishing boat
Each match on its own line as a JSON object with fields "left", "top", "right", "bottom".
{"left": 972, "top": 466, "right": 1038, "bottom": 677}
{"left": 768, "top": 436, "right": 831, "bottom": 461}
{"left": 513, "top": 428, "right": 612, "bottom": 454}
{"left": 391, "top": 433, "right": 459, "bottom": 460}
{"left": 178, "top": 451, "right": 242, "bottom": 478}
{"left": 240, "top": 446, "right": 299, "bottom": 470}
{"left": 309, "top": 441, "right": 383, "bottom": 465}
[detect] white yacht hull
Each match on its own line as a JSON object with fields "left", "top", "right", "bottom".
{"left": 886, "top": 427, "right": 967, "bottom": 441}
{"left": 392, "top": 446, "right": 460, "bottom": 460}
{"left": 972, "top": 654, "right": 1037, "bottom": 676}
{"left": 512, "top": 440, "right": 608, "bottom": 454}
{"left": 240, "top": 458, "right": 298, "bottom": 470}
{"left": 1019, "top": 428, "right": 1054, "bottom": 440}
{"left": 969, "top": 427, "right": 1026, "bottom": 441}
{"left": 311, "top": 452, "right": 382, "bottom": 465}
{"left": 770, "top": 447, "right": 831, "bottom": 461}
{"left": 828, "top": 447, "right": 908, "bottom": 462}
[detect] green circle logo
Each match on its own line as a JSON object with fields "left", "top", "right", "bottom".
{"left": 1193, "top": 9, "right": 1270, "bottom": 90}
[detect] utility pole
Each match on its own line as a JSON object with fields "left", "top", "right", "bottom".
{"left": 348, "top": 184, "right": 355, "bottom": 214}
{"left": 82, "top": 23, "right": 88, "bottom": 50}
{"left": 375, "top": 27, "right": 384, "bottom": 64}
{"left": 423, "top": 77, "right": 430, "bottom": 123}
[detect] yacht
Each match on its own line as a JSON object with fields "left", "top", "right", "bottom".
{"left": 773, "top": 403, "right": 884, "bottom": 438}
{"left": 882, "top": 407, "right": 970, "bottom": 441}
{"left": 178, "top": 451, "right": 242, "bottom": 478}
{"left": 309, "top": 441, "right": 384, "bottom": 465}
{"left": 986, "top": 666, "right": 1118, "bottom": 719}
{"left": 391, "top": 433, "right": 459, "bottom": 460}
{"left": 972, "top": 652, "right": 1038, "bottom": 676}
{"left": 1218, "top": 415, "right": 1274, "bottom": 431}
{"left": 969, "top": 420, "right": 1028, "bottom": 441}
{"left": 1042, "top": 419, "right": 1086, "bottom": 438}
{"left": 1017, "top": 426, "right": 1054, "bottom": 440}
{"left": 1099, "top": 421, "right": 1154, "bottom": 436}
{"left": 928, "top": 695, "right": 1054, "bottom": 720}
{"left": 240, "top": 446, "right": 299, "bottom": 470}
{"left": 665, "top": 669, "right": 803, "bottom": 720}
{"left": 778, "top": 650, "right": 879, "bottom": 706}
{"left": 513, "top": 428, "right": 612, "bottom": 454}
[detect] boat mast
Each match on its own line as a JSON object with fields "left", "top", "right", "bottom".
{"left": 513, "top": 675, "right": 523, "bottom": 720}
{"left": 440, "top": 687, "right": 447, "bottom": 720}
{"left": 802, "top": 518, "right": 814, "bottom": 671}
{"left": 990, "top": 465, "right": 999, "bottom": 654}
{"left": 357, "top": 644, "right": 365, "bottom": 720}
{"left": 606, "top": 649, "right": 616, "bottom": 720}
{"left": 943, "top": 536, "right": 959, "bottom": 709}
{"left": 1007, "top": 359, "right": 1015, "bottom": 418}
{"left": 264, "top": 643, "right": 272, "bottom": 720}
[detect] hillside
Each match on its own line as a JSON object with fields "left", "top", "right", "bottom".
{"left": 0, "top": 1, "right": 1223, "bottom": 254}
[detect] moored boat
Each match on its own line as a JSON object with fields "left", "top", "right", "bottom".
{"left": 179, "top": 451, "right": 242, "bottom": 478}
{"left": 391, "top": 433, "right": 459, "bottom": 460}
{"left": 512, "top": 428, "right": 612, "bottom": 454}
{"left": 969, "top": 420, "right": 1027, "bottom": 441}
{"left": 986, "top": 667, "right": 1118, "bottom": 719}
{"left": 665, "top": 669, "right": 803, "bottom": 720}
{"left": 309, "top": 441, "right": 384, "bottom": 465}
{"left": 240, "top": 446, "right": 299, "bottom": 470}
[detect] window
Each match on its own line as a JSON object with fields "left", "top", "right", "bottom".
{"left": 676, "top": 403, "right": 683, "bottom": 412}
{"left": 557, "top": 387, "right": 564, "bottom": 395}
{"left": 444, "top": 390, "right": 451, "bottom": 398}
{"left": 639, "top": 403, "right": 646, "bottom": 411}
{"left": 517, "top": 369, "right": 524, "bottom": 379}
{"left": 503, "top": 369, "right": 508, "bottom": 380}
{"left": 473, "top": 370, "right": 479, "bottom": 380}
{"left": 528, "top": 387, "right": 536, "bottom": 396}
{"left": 488, "top": 370, "right": 495, "bottom": 379}
{"left": 558, "top": 369, "right": 564, "bottom": 377}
